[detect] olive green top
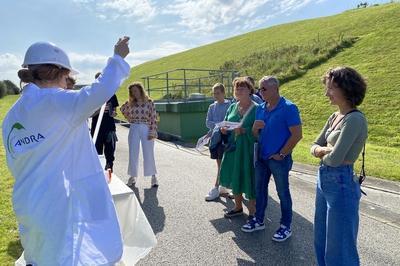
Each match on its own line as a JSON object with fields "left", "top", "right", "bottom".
{"left": 311, "top": 111, "right": 368, "bottom": 167}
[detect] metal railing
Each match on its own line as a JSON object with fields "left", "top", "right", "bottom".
{"left": 141, "top": 68, "right": 240, "bottom": 101}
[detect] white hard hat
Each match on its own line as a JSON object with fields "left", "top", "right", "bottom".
{"left": 22, "top": 42, "right": 78, "bottom": 74}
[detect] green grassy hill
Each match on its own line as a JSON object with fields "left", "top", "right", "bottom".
{"left": 119, "top": 3, "right": 400, "bottom": 180}
{"left": 0, "top": 95, "right": 23, "bottom": 264}
{"left": 0, "top": 3, "right": 399, "bottom": 265}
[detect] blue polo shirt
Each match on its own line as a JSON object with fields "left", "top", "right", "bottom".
{"left": 256, "top": 97, "right": 301, "bottom": 159}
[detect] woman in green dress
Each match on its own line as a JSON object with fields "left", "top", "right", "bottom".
{"left": 220, "top": 77, "right": 258, "bottom": 219}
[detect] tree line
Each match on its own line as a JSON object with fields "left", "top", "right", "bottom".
{"left": 0, "top": 80, "right": 20, "bottom": 99}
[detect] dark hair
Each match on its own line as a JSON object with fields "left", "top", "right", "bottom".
{"left": 323, "top": 66, "right": 367, "bottom": 107}
{"left": 18, "top": 64, "right": 70, "bottom": 86}
{"left": 66, "top": 76, "right": 76, "bottom": 85}
{"left": 233, "top": 77, "right": 254, "bottom": 94}
{"left": 95, "top": 72, "right": 101, "bottom": 79}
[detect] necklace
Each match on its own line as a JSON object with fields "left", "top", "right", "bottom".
{"left": 238, "top": 101, "right": 251, "bottom": 116}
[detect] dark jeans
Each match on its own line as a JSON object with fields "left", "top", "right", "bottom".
{"left": 314, "top": 164, "right": 361, "bottom": 266}
{"left": 95, "top": 131, "right": 117, "bottom": 169}
{"left": 255, "top": 155, "right": 293, "bottom": 227}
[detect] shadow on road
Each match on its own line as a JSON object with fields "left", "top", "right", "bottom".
{"left": 210, "top": 197, "right": 315, "bottom": 265}
{"left": 132, "top": 186, "right": 166, "bottom": 235}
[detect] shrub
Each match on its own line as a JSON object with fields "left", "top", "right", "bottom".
{"left": 218, "top": 34, "right": 358, "bottom": 86}
{"left": 0, "top": 81, "right": 6, "bottom": 98}
{"left": 3, "top": 80, "right": 20, "bottom": 95}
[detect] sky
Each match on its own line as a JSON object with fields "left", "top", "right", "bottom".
{"left": 0, "top": 0, "right": 390, "bottom": 85}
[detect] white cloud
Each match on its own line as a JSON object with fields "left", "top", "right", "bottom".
{"left": 73, "top": 0, "right": 157, "bottom": 22}
{"left": 0, "top": 53, "right": 23, "bottom": 84}
{"left": 127, "top": 41, "right": 190, "bottom": 66}
{"left": 163, "top": 0, "right": 274, "bottom": 33}
{"left": 164, "top": 0, "right": 321, "bottom": 34}
{"left": 0, "top": 41, "right": 189, "bottom": 85}
{"left": 239, "top": 14, "right": 276, "bottom": 31}
{"left": 0, "top": 51, "right": 108, "bottom": 85}
{"left": 278, "top": 0, "right": 313, "bottom": 14}
{"left": 70, "top": 42, "right": 190, "bottom": 84}
{"left": 69, "top": 42, "right": 190, "bottom": 84}
{"left": 68, "top": 52, "right": 109, "bottom": 84}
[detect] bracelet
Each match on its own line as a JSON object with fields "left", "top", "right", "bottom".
{"left": 311, "top": 146, "right": 318, "bottom": 157}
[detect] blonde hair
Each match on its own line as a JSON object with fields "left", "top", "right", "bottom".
{"left": 212, "top": 83, "right": 225, "bottom": 93}
{"left": 128, "top": 82, "right": 151, "bottom": 103}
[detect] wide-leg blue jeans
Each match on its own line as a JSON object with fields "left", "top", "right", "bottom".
{"left": 314, "top": 164, "right": 361, "bottom": 266}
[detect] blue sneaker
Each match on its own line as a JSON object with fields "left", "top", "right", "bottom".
{"left": 272, "top": 225, "right": 292, "bottom": 242}
{"left": 241, "top": 217, "right": 265, "bottom": 233}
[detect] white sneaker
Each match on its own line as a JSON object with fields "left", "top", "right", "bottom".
{"left": 218, "top": 186, "right": 230, "bottom": 194}
{"left": 151, "top": 175, "right": 159, "bottom": 187}
{"left": 219, "top": 186, "right": 234, "bottom": 199}
{"left": 205, "top": 187, "right": 219, "bottom": 201}
{"left": 127, "top": 176, "right": 137, "bottom": 186}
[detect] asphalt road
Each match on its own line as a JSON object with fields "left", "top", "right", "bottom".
{"left": 112, "top": 124, "right": 400, "bottom": 266}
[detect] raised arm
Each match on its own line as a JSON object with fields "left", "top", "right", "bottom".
{"left": 54, "top": 37, "right": 131, "bottom": 126}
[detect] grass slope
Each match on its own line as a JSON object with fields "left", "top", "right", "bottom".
{"left": 0, "top": 4, "right": 399, "bottom": 264}
{"left": 120, "top": 3, "right": 400, "bottom": 180}
{"left": 0, "top": 95, "right": 23, "bottom": 265}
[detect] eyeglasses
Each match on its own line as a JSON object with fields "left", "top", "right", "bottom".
{"left": 259, "top": 87, "right": 268, "bottom": 92}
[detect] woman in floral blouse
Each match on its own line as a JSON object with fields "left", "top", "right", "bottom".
{"left": 120, "top": 82, "right": 158, "bottom": 187}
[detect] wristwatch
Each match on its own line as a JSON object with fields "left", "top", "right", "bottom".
{"left": 279, "top": 153, "right": 286, "bottom": 159}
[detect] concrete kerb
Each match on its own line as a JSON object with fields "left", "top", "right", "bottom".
{"left": 113, "top": 119, "right": 400, "bottom": 229}
{"left": 292, "top": 162, "right": 400, "bottom": 196}
{"left": 114, "top": 118, "right": 399, "bottom": 196}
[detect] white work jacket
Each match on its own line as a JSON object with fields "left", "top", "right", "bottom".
{"left": 2, "top": 54, "right": 130, "bottom": 266}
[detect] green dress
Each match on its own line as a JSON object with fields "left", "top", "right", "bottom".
{"left": 219, "top": 102, "right": 257, "bottom": 199}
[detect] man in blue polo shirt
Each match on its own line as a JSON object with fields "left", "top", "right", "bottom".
{"left": 241, "top": 76, "right": 302, "bottom": 242}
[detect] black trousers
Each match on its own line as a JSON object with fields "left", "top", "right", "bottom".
{"left": 95, "top": 130, "right": 117, "bottom": 169}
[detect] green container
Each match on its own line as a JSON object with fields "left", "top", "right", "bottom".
{"left": 155, "top": 99, "right": 214, "bottom": 141}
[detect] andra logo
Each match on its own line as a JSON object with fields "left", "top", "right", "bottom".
{"left": 6, "top": 122, "right": 45, "bottom": 158}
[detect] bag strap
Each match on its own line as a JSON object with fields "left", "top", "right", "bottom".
{"left": 348, "top": 109, "right": 367, "bottom": 195}
{"left": 330, "top": 109, "right": 359, "bottom": 131}
{"left": 238, "top": 101, "right": 256, "bottom": 126}
{"left": 359, "top": 143, "right": 367, "bottom": 196}
{"left": 331, "top": 109, "right": 367, "bottom": 195}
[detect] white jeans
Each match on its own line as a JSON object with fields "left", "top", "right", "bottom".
{"left": 127, "top": 123, "right": 157, "bottom": 177}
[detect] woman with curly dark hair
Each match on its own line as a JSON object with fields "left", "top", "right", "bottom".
{"left": 311, "top": 66, "right": 368, "bottom": 266}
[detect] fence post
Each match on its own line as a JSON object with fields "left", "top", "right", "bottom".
{"left": 147, "top": 77, "right": 150, "bottom": 97}
{"left": 166, "top": 72, "right": 169, "bottom": 100}
{"left": 183, "top": 69, "right": 187, "bottom": 100}
{"left": 198, "top": 78, "right": 201, "bottom": 93}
